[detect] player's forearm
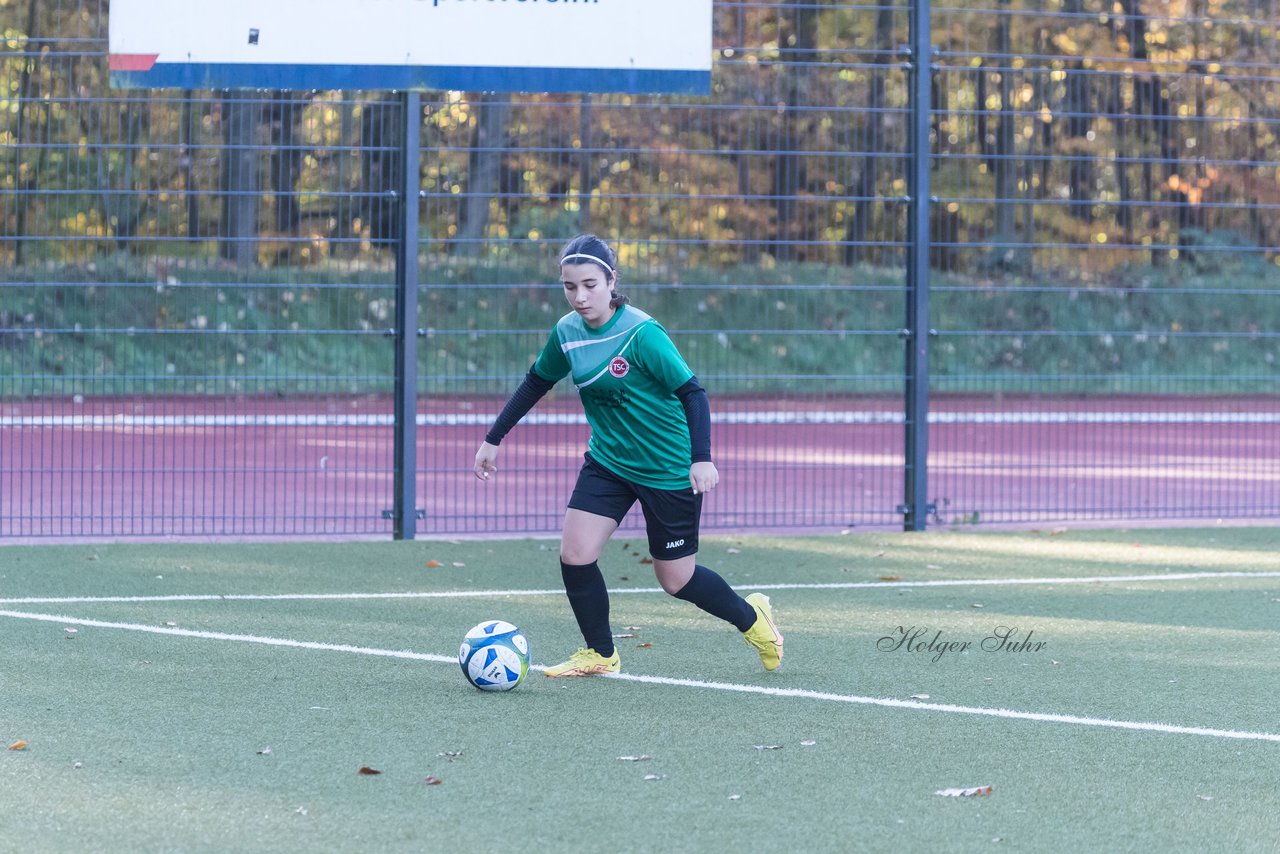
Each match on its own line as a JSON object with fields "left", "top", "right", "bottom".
{"left": 675, "top": 376, "right": 712, "bottom": 463}
{"left": 485, "top": 368, "right": 556, "bottom": 445}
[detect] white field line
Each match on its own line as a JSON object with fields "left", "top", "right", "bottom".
{"left": 3, "top": 411, "right": 1279, "bottom": 428}
{"left": 0, "top": 609, "right": 456, "bottom": 665}
{"left": 0, "top": 589, "right": 570, "bottom": 606}
{"left": 602, "top": 672, "right": 1280, "bottom": 744}
{"left": 3, "top": 570, "right": 1279, "bottom": 606}
{"left": 1, "top": 607, "right": 1278, "bottom": 745}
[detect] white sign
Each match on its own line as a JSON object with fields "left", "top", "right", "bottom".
{"left": 109, "top": 0, "right": 712, "bottom": 94}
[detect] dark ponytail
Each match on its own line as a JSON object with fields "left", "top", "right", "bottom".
{"left": 559, "top": 234, "right": 628, "bottom": 308}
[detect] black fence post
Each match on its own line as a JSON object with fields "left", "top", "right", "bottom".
{"left": 903, "top": 0, "right": 933, "bottom": 531}
{"left": 393, "top": 91, "right": 422, "bottom": 540}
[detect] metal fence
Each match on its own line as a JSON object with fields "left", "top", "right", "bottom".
{"left": 2, "top": 0, "right": 1277, "bottom": 539}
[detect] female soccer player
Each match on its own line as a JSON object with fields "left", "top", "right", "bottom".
{"left": 473, "top": 233, "right": 783, "bottom": 676}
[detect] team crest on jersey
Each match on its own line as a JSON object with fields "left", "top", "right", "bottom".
{"left": 608, "top": 356, "right": 630, "bottom": 378}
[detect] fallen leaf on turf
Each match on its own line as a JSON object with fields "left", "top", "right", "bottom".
{"left": 911, "top": 694, "right": 930, "bottom": 700}
{"left": 9, "top": 741, "right": 27, "bottom": 751}
{"left": 753, "top": 745, "right": 782, "bottom": 751}
{"left": 425, "top": 560, "right": 442, "bottom": 568}
{"left": 878, "top": 576, "right": 902, "bottom": 582}
{"left": 423, "top": 776, "right": 443, "bottom": 785}
{"left": 639, "top": 557, "right": 653, "bottom": 565}
{"left": 636, "top": 642, "right": 653, "bottom": 649}
{"left": 935, "top": 785, "right": 992, "bottom": 797}
{"left": 618, "top": 576, "right": 629, "bottom": 581}
{"left": 618, "top": 755, "right": 651, "bottom": 762}
{"left": 358, "top": 766, "right": 382, "bottom": 775}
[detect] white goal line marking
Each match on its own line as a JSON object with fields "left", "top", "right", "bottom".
{"left": 3, "top": 570, "right": 1278, "bottom": 607}
{"left": 4, "top": 411, "right": 1278, "bottom": 428}
{"left": 1, "top": 607, "right": 1277, "bottom": 745}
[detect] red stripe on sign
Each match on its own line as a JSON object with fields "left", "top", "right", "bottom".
{"left": 108, "top": 54, "right": 160, "bottom": 71}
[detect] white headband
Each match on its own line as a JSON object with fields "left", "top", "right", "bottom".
{"left": 560, "top": 252, "right": 614, "bottom": 273}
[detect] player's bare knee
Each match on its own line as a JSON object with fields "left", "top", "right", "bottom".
{"left": 559, "top": 545, "right": 597, "bottom": 566}
{"left": 657, "top": 574, "right": 685, "bottom": 596}
{"left": 652, "top": 556, "right": 695, "bottom": 595}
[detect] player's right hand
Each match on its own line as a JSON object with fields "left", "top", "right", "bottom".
{"left": 473, "top": 441, "right": 500, "bottom": 481}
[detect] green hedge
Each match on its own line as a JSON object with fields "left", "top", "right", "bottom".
{"left": 2, "top": 252, "right": 1277, "bottom": 396}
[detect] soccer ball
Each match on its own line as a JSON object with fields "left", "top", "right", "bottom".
{"left": 459, "top": 620, "right": 530, "bottom": 692}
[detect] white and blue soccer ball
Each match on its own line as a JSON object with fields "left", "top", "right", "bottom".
{"left": 459, "top": 620, "right": 530, "bottom": 692}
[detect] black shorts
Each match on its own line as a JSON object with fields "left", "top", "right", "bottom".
{"left": 567, "top": 454, "right": 702, "bottom": 561}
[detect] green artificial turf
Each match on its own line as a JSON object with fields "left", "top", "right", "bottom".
{"left": 2, "top": 528, "right": 1279, "bottom": 852}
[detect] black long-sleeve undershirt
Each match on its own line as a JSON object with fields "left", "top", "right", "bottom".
{"left": 484, "top": 369, "right": 713, "bottom": 465}
{"left": 484, "top": 368, "right": 556, "bottom": 446}
{"left": 675, "top": 376, "right": 712, "bottom": 463}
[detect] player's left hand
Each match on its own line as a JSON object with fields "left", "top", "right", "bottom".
{"left": 474, "top": 441, "right": 500, "bottom": 481}
{"left": 690, "top": 461, "right": 719, "bottom": 495}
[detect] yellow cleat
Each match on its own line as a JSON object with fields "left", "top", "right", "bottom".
{"left": 543, "top": 647, "right": 621, "bottom": 677}
{"left": 743, "top": 593, "right": 784, "bottom": 671}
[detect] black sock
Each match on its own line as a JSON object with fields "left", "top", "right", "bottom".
{"left": 560, "top": 560, "right": 615, "bottom": 657}
{"left": 674, "top": 565, "right": 756, "bottom": 632}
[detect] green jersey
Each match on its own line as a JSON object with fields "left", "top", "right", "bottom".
{"left": 533, "top": 305, "right": 695, "bottom": 490}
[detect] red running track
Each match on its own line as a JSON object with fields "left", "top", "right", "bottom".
{"left": 2, "top": 395, "right": 1277, "bottom": 538}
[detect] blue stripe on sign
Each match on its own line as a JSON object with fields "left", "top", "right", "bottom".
{"left": 111, "top": 63, "right": 710, "bottom": 95}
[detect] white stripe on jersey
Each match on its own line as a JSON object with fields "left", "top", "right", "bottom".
{"left": 561, "top": 326, "right": 635, "bottom": 353}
